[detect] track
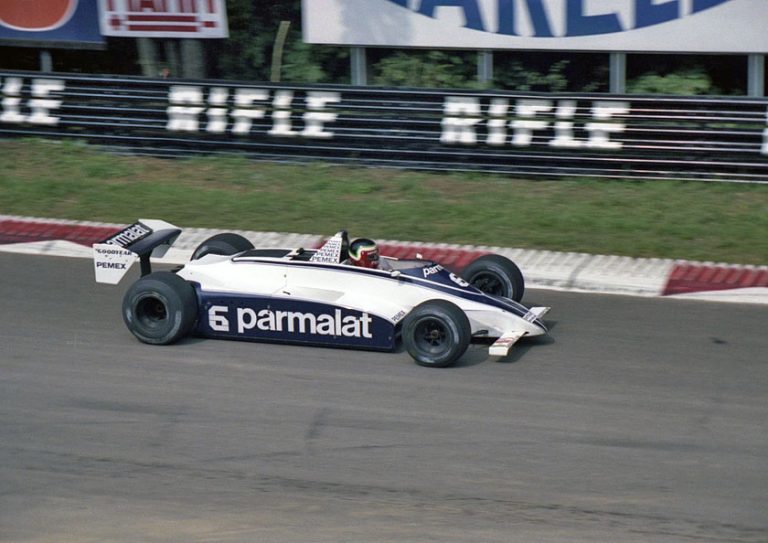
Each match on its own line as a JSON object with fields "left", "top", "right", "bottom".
{"left": 1, "top": 253, "right": 766, "bottom": 542}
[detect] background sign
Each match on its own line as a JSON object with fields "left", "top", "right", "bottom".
{"left": 302, "top": 0, "right": 768, "bottom": 53}
{"left": 0, "top": 0, "right": 104, "bottom": 48}
{"left": 99, "top": 0, "right": 228, "bottom": 38}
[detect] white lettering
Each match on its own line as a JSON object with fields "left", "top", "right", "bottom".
{"left": 209, "top": 305, "right": 229, "bottom": 332}
{"left": 439, "top": 96, "right": 631, "bottom": 150}
{"left": 217, "top": 305, "right": 373, "bottom": 339}
{"left": 317, "top": 313, "right": 334, "bottom": 335}
{"left": 341, "top": 314, "right": 360, "bottom": 336}
{"left": 586, "top": 101, "right": 629, "bottom": 150}
{"left": 512, "top": 99, "right": 552, "bottom": 147}
{"left": 268, "top": 90, "right": 297, "bottom": 136}
{"left": 362, "top": 313, "right": 372, "bottom": 338}
{"left": 550, "top": 100, "right": 582, "bottom": 148}
{"left": 449, "top": 273, "right": 470, "bottom": 287}
{"left": 302, "top": 92, "right": 341, "bottom": 138}
{"left": 486, "top": 98, "right": 509, "bottom": 145}
{"left": 166, "top": 86, "right": 204, "bottom": 131}
{"left": 166, "top": 86, "right": 341, "bottom": 139}
{"left": 287, "top": 311, "right": 315, "bottom": 333}
{"left": 762, "top": 107, "right": 768, "bottom": 156}
{"left": 0, "top": 77, "right": 25, "bottom": 124}
{"left": 1, "top": 78, "right": 63, "bottom": 125}
{"left": 28, "top": 79, "right": 64, "bottom": 126}
{"left": 275, "top": 310, "right": 288, "bottom": 331}
{"left": 206, "top": 87, "right": 229, "bottom": 133}
{"left": 440, "top": 96, "right": 480, "bottom": 144}
{"left": 334, "top": 309, "right": 343, "bottom": 336}
{"left": 231, "top": 88, "right": 268, "bottom": 135}
{"left": 237, "top": 307, "right": 257, "bottom": 333}
{"left": 257, "top": 308, "right": 275, "bottom": 331}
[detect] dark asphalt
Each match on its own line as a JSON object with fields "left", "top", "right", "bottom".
{"left": 1, "top": 253, "right": 766, "bottom": 542}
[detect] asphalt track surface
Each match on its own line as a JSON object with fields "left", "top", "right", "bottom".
{"left": 1, "top": 253, "right": 767, "bottom": 543}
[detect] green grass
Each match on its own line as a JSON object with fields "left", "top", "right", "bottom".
{"left": 2, "top": 138, "right": 767, "bottom": 265}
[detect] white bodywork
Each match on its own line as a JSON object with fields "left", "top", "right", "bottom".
{"left": 94, "top": 224, "right": 549, "bottom": 357}
{"left": 177, "top": 251, "right": 549, "bottom": 356}
{"left": 93, "top": 219, "right": 178, "bottom": 284}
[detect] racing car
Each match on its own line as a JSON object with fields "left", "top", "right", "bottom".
{"left": 93, "top": 219, "right": 550, "bottom": 367}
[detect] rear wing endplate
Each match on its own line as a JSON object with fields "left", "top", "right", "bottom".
{"left": 93, "top": 219, "right": 181, "bottom": 284}
{"left": 310, "top": 230, "right": 348, "bottom": 264}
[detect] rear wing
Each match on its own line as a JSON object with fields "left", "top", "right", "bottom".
{"left": 93, "top": 219, "right": 181, "bottom": 284}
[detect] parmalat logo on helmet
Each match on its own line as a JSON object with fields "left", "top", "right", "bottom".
{"left": 384, "top": 0, "right": 731, "bottom": 37}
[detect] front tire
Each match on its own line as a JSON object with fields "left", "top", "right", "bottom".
{"left": 191, "top": 233, "right": 254, "bottom": 260}
{"left": 122, "top": 271, "right": 197, "bottom": 345}
{"left": 402, "top": 300, "right": 471, "bottom": 368}
{"left": 462, "top": 254, "right": 525, "bottom": 302}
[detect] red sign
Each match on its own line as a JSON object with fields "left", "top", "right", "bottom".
{"left": 100, "top": 0, "right": 228, "bottom": 38}
{"left": 0, "top": 0, "right": 77, "bottom": 30}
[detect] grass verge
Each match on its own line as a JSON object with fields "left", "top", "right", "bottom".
{"left": 1, "top": 138, "right": 766, "bottom": 265}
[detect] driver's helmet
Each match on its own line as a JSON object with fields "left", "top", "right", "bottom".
{"left": 349, "top": 238, "right": 379, "bottom": 269}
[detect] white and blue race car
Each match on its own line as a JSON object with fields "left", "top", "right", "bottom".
{"left": 93, "top": 220, "right": 549, "bottom": 367}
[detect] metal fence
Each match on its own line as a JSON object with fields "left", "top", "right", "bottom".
{"left": 1, "top": 70, "right": 767, "bottom": 183}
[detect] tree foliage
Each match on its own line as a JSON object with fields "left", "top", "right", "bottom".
{"left": 210, "top": 0, "right": 347, "bottom": 83}
{"left": 494, "top": 60, "right": 570, "bottom": 92}
{"left": 210, "top": 0, "right": 296, "bottom": 80}
{"left": 372, "top": 51, "right": 479, "bottom": 88}
{"left": 627, "top": 67, "right": 716, "bottom": 95}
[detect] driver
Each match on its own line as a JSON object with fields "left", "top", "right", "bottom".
{"left": 349, "top": 237, "right": 385, "bottom": 269}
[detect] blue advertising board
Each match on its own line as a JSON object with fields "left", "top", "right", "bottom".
{"left": 0, "top": 0, "right": 104, "bottom": 48}
{"left": 303, "top": 0, "right": 768, "bottom": 53}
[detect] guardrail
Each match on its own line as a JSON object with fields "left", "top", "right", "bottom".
{"left": 1, "top": 70, "right": 767, "bottom": 183}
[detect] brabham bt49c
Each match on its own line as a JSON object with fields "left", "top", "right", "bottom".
{"left": 93, "top": 220, "right": 550, "bottom": 368}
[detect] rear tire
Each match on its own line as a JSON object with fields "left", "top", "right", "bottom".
{"left": 402, "top": 300, "right": 471, "bottom": 368}
{"left": 462, "top": 254, "right": 525, "bottom": 302}
{"left": 191, "top": 233, "right": 254, "bottom": 260}
{"left": 122, "top": 272, "right": 197, "bottom": 345}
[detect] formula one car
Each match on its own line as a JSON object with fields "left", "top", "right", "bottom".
{"left": 93, "top": 220, "right": 550, "bottom": 367}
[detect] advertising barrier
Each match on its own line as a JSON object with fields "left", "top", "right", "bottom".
{"left": 0, "top": 70, "right": 766, "bottom": 182}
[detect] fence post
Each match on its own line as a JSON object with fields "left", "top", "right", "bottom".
{"left": 610, "top": 52, "right": 626, "bottom": 94}
{"left": 748, "top": 54, "right": 765, "bottom": 97}
{"left": 351, "top": 47, "right": 367, "bottom": 86}
{"left": 39, "top": 51, "right": 52, "bottom": 72}
{"left": 477, "top": 50, "right": 493, "bottom": 86}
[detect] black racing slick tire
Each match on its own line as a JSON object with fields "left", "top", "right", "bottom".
{"left": 191, "top": 233, "right": 254, "bottom": 260}
{"left": 122, "top": 271, "right": 197, "bottom": 345}
{"left": 402, "top": 300, "right": 471, "bottom": 368}
{"left": 462, "top": 254, "right": 525, "bottom": 302}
